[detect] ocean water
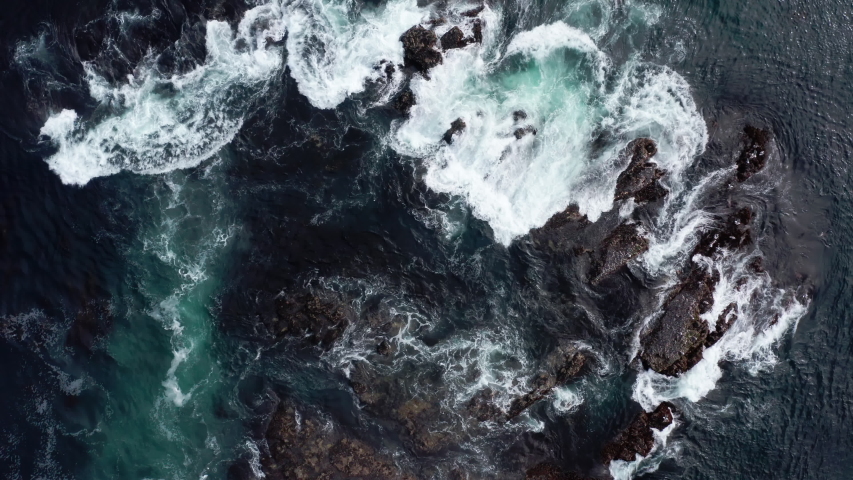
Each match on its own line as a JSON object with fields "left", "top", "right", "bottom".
{"left": 0, "top": 0, "right": 849, "bottom": 478}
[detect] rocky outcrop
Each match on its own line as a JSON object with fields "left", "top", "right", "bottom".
{"left": 263, "top": 401, "right": 414, "bottom": 480}
{"left": 639, "top": 208, "right": 754, "bottom": 375}
{"left": 590, "top": 223, "right": 649, "bottom": 285}
{"left": 461, "top": 5, "right": 485, "bottom": 17}
{"left": 507, "top": 345, "right": 587, "bottom": 419}
{"left": 514, "top": 126, "right": 537, "bottom": 139}
{"left": 736, "top": 126, "right": 770, "bottom": 182}
{"left": 602, "top": 402, "right": 676, "bottom": 464}
{"left": 393, "top": 87, "right": 416, "bottom": 115}
{"left": 400, "top": 25, "right": 442, "bottom": 74}
{"left": 443, "top": 118, "right": 467, "bottom": 143}
{"left": 271, "top": 293, "right": 349, "bottom": 348}
{"left": 614, "top": 139, "right": 668, "bottom": 204}
{"left": 440, "top": 26, "right": 470, "bottom": 50}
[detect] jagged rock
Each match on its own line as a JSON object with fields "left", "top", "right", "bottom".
{"left": 461, "top": 5, "right": 485, "bottom": 17}
{"left": 441, "top": 26, "right": 470, "bottom": 50}
{"left": 514, "top": 126, "right": 537, "bottom": 139}
{"left": 263, "top": 401, "right": 411, "bottom": 480}
{"left": 749, "top": 256, "right": 765, "bottom": 273}
{"left": 590, "top": 223, "right": 649, "bottom": 285}
{"left": 640, "top": 208, "right": 754, "bottom": 375}
{"left": 393, "top": 87, "right": 416, "bottom": 115}
{"left": 384, "top": 62, "right": 395, "bottom": 79}
{"left": 693, "top": 207, "right": 753, "bottom": 258}
{"left": 737, "top": 126, "right": 770, "bottom": 182}
{"left": 507, "top": 346, "right": 586, "bottom": 419}
{"left": 513, "top": 110, "right": 528, "bottom": 121}
{"left": 376, "top": 339, "right": 392, "bottom": 356}
{"left": 639, "top": 268, "right": 716, "bottom": 375}
{"left": 472, "top": 19, "right": 483, "bottom": 43}
{"left": 443, "top": 118, "right": 467, "bottom": 143}
{"left": 400, "top": 25, "right": 443, "bottom": 74}
{"left": 272, "top": 294, "right": 349, "bottom": 348}
{"left": 705, "top": 303, "right": 737, "bottom": 347}
{"left": 614, "top": 139, "right": 668, "bottom": 204}
{"left": 602, "top": 402, "right": 676, "bottom": 464}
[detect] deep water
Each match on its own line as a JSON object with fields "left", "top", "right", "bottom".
{"left": 0, "top": 0, "right": 850, "bottom": 478}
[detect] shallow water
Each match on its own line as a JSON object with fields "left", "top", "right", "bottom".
{"left": 0, "top": 0, "right": 849, "bottom": 478}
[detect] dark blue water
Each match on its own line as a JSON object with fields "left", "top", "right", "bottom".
{"left": 0, "top": 0, "right": 849, "bottom": 478}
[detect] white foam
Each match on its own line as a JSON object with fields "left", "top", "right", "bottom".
{"left": 282, "top": 0, "right": 426, "bottom": 109}
{"left": 38, "top": 5, "right": 285, "bottom": 185}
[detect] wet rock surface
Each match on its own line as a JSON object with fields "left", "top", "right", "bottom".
{"left": 736, "top": 126, "right": 770, "bottom": 182}
{"left": 507, "top": 346, "right": 587, "bottom": 419}
{"left": 393, "top": 87, "right": 416, "bottom": 115}
{"left": 263, "top": 400, "right": 413, "bottom": 480}
{"left": 640, "top": 208, "right": 754, "bottom": 375}
{"left": 440, "top": 26, "right": 470, "bottom": 50}
{"left": 270, "top": 293, "right": 350, "bottom": 348}
{"left": 602, "top": 402, "right": 676, "bottom": 464}
{"left": 443, "top": 117, "right": 467, "bottom": 143}
{"left": 525, "top": 463, "right": 596, "bottom": 480}
{"left": 590, "top": 223, "right": 649, "bottom": 285}
{"left": 400, "top": 25, "right": 443, "bottom": 74}
{"left": 614, "top": 138, "right": 668, "bottom": 204}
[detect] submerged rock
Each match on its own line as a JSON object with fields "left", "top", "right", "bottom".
{"left": 400, "top": 25, "right": 443, "bottom": 74}
{"left": 590, "top": 223, "right": 649, "bottom": 285}
{"left": 472, "top": 19, "right": 483, "bottom": 43}
{"left": 263, "top": 401, "right": 413, "bottom": 480}
{"left": 440, "top": 26, "right": 470, "bottom": 50}
{"left": 443, "top": 117, "right": 467, "bottom": 143}
{"left": 525, "top": 464, "right": 595, "bottom": 480}
{"left": 467, "top": 388, "right": 502, "bottom": 421}
{"left": 272, "top": 293, "right": 349, "bottom": 348}
{"left": 507, "top": 345, "right": 587, "bottom": 419}
{"left": 602, "top": 402, "right": 676, "bottom": 464}
{"left": 614, "top": 138, "right": 668, "bottom": 204}
{"left": 736, "top": 126, "right": 770, "bottom": 182}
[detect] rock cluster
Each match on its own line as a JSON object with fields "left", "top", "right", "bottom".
{"left": 602, "top": 402, "right": 677, "bottom": 464}
{"left": 614, "top": 138, "right": 668, "bottom": 204}
{"left": 263, "top": 401, "right": 415, "bottom": 480}
{"left": 736, "top": 126, "right": 770, "bottom": 182}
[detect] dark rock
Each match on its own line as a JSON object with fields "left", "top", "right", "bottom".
{"left": 472, "top": 19, "right": 483, "bottom": 43}
{"left": 393, "top": 87, "right": 416, "bottom": 115}
{"left": 693, "top": 207, "right": 753, "bottom": 258}
{"left": 602, "top": 402, "right": 676, "bottom": 464}
{"left": 639, "top": 268, "right": 716, "bottom": 375}
{"left": 376, "top": 339, "right": 392, "bottom": 356}
{"left": 590, "top": 223, "right": 649, "bottom": 285}
{"left": 705, "top": 303, "right": 737, "bottom": 347}
{"left": 443, "top": 118, "right": 467, "bottom": 144}
{"left": 384, "top": 62, "right": 395, "bottom": 79}
{"left": 614, "top": 139, "right": 668, "bottom": 204}
{"left": 263, "top": 401, "right": 412, "bottom": 480}
{"left": 640, "top": 208, "right": 754, "bottom": 375}
{"left": 461, "top": 5, "right": 485, "bottom": 17}
{"left": 736, "top": 126, "right": 770, "bottom": 182}
{"left": 396, "top": 398, "right": 449, "bottom": 454}
{"left": 427, "top": 16, "right": 447, "bottom": 27}
{"left": 507, "top": 346, "right": 586, "bottom": 419}
{"left": 467, "top": 388, "right": 502, "bottom": 421}
{"left": 400, "top": 25, "right": 443, "bottom": 74}
{"left": 513, "top": 110, "right": 528, "bottom": 121}
{"left": 514, "top": 126, "right": 537, "bottom": 139}
{"left": 749, "top": 256, "right": 765, "bottom": 273}
{"left": 272, "top": 294, "right": 349, "bottom": 348}
{"left": 441, "top": 26, "right": 470, "bottom": 50}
